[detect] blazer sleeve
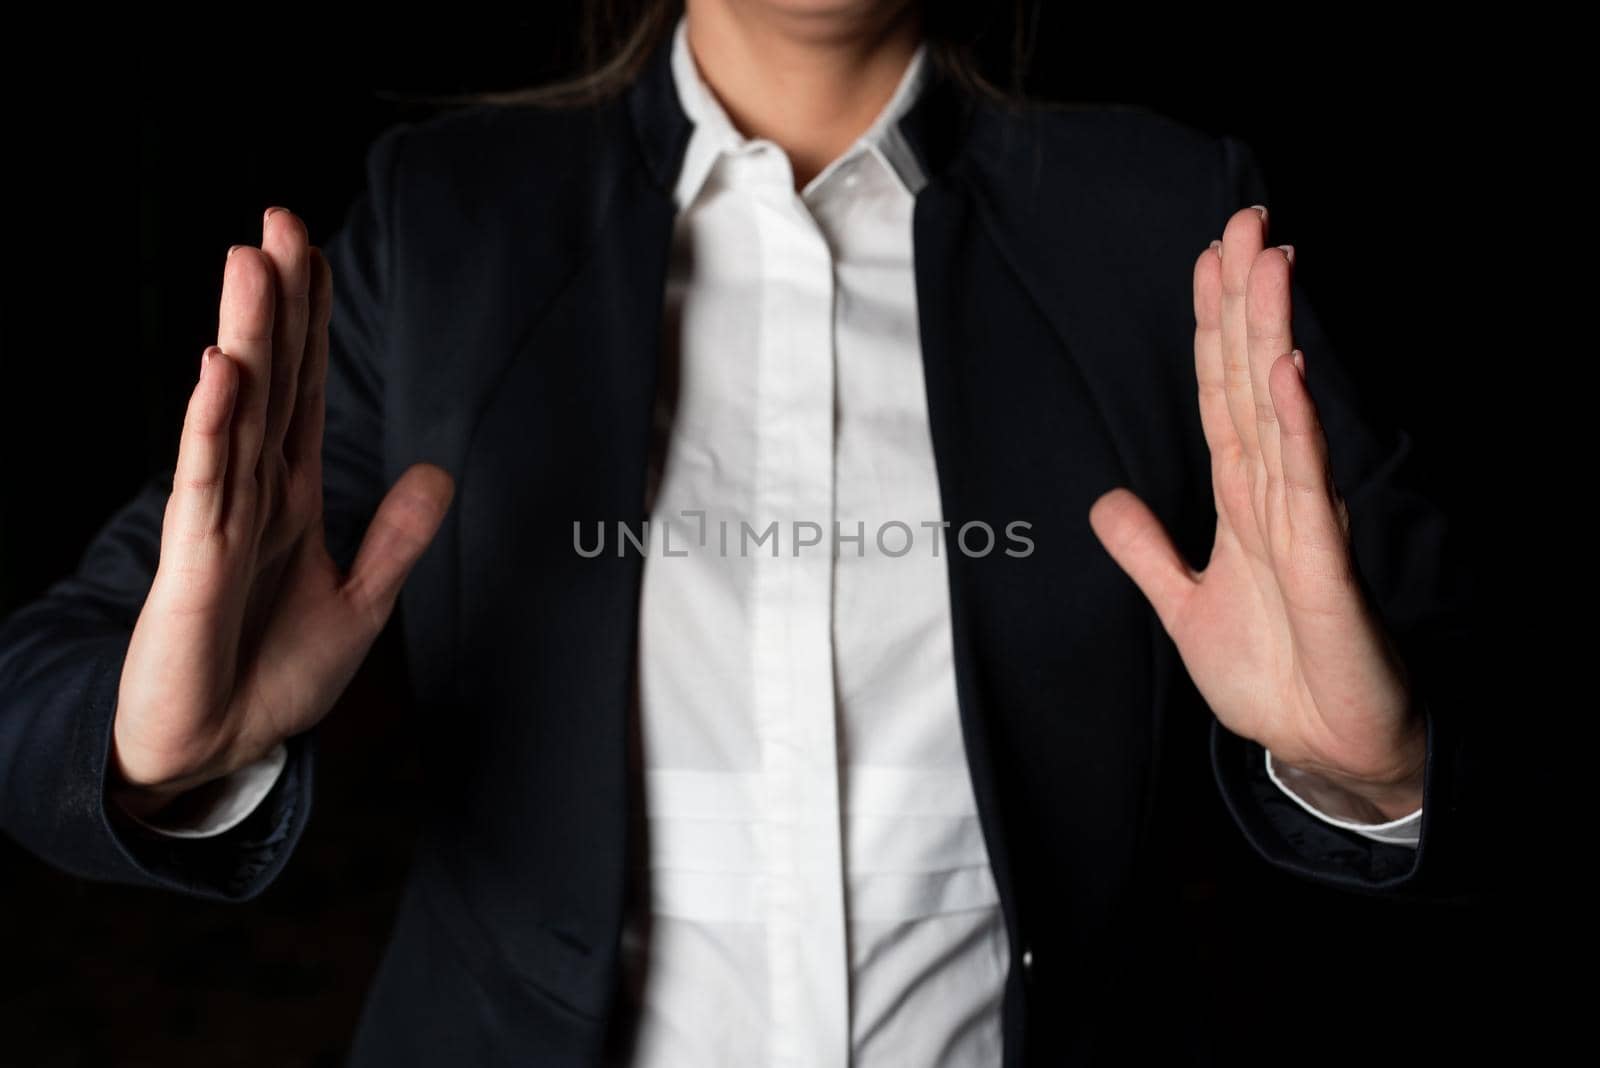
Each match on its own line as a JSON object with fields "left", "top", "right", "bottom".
{"left": 0, "top": 120, "right": 411, "bottom": 902}
{"left": 1206, "top": 135, "right": 1487, "bottom": 902}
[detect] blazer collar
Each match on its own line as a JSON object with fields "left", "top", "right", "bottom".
{"left": 625, "top": 18, "right": 977, "bottom": 200}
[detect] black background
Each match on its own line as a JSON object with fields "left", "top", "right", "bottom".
{"left": 1, "top": 6, "right": 1535, "bottom": 1065}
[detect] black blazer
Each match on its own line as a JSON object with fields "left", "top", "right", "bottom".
{"left": 0, "top": 34, "right": 1475, "bottom": 1067}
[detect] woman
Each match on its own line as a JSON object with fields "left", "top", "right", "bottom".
{"left": 0, "top": 0, "right": 1469, "bottom": 1064}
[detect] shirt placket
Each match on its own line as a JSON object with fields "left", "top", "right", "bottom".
{"left": 745, "top": 149, "right": 851, "bottom": 1068}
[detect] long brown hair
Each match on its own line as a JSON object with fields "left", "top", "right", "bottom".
{"left": 467, "top": 0, "right": 1038, "bottom": 108}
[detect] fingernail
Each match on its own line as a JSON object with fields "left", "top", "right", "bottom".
{"left": 1291, "top": 349, "right": 1305, "bottom": 375}
{"left": 1278, "top": 244, "right": 1295, "bottom": 265}
{"left": 227, "top": 244, "right": 241, "bottom": 258}
{"left": 1208, "top": 239, "right": 1222, "bottom": 256}
{"left": 1250, "top": 204, "right": 1268, "bottom": 222}
{"left": 200, "top": 346, "right": 218, "bottom": 378}
{"left": 264, "top": 206, "right": 285, "bottom": 223}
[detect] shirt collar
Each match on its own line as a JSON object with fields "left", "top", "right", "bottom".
{"left": 668, "top": 15, "right": 929, "bottom": 210}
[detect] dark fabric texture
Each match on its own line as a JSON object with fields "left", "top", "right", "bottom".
{"left": 0, "top": 32, "right": 1475, "bottom": 1067}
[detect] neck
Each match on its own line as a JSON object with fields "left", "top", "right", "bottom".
{"left": 683, "top": 0, "right": 922, "bottom": 188}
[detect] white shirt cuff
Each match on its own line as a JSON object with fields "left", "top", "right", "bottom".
{"left": 130, "top": 742, "right": 289, "bottom": 839}
{"left": 1264, "top": 750, "right": 1422, "bottom": 848}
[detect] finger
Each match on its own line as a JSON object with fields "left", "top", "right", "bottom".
{"left": 1088, "top": 488, "right": 1197, "bottom": 630}
{"left": 286, "top": 247, "right": 332, "bottom": 478}
{"left": 1245, "top": 245, "right": 1295, "bottom": 487}
{"left": 1269, "top": 351, "right": 1348, "bottom": 555}
{"left": 168, "top": 346, "right": 239, "bottom": 544}
{"left": 1193, "top": 241, "right": 1238, "bottom": 459}
{"left": 1220, "top": 205, "right": 1269, "bottom": 459}
{"left": 340, "top": 463, "right": 456, "bottom": 634}
{"left": 217, "top": 245, "right": 276, "bottom": 503}
{"left": 259, "top": 207, "right": 312, "bottom": 469}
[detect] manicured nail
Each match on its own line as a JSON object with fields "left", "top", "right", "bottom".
{"left": 1291, "top": 349, "right": 1305, "bottom": 375}
{"left": 1250, "top": 204, "right": 1268, "bottom": 221}
{"left": 1278, "top": 244, "right": 1295, "bottom": 265}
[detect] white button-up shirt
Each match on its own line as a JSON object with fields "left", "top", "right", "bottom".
{"left": 607, "top": 20, "right": 1008, "bottom": 1067}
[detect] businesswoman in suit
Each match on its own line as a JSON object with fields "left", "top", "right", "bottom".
{"left": 0, "top": 0, "right": 1471, "bottom": 1064}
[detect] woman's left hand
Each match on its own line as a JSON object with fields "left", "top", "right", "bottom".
{"left": 1087, "top": 205, "right": 1425, "bottom": 821}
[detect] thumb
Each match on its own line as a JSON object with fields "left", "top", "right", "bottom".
{"left": 342, "top": 462, "right": 455, "bottom": 631}
{"left": 1087, "top": 488, "right": 1195, "bottom": 629}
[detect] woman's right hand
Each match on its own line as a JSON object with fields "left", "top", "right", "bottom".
{"left": 110, "top": 207, "right": 455, "bottom": 819}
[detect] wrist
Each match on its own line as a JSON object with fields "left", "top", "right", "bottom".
{"left": 1270, "top": 717, "right": 1426, "bottom": 823}
{"left": 1351, "top": 768, "right": 1425, "bottom": 821}
{"left": 108, "top": 720, "right": 246, "bottom": 821}
{"left": 1271, "top": 760, "right": 1423, "bottom": 823}
{"left": 109, "top": 742, "right": 290, "bottom": 838}
{"left": 106, "top": 771, "right": 193, "bottom": 823}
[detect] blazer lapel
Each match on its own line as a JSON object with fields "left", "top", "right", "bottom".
{"left": 905, "top": 85, "right": 1186, "bottom": 989}
{"left": 435, "top": 57, "right": 689, "bottom": 1019}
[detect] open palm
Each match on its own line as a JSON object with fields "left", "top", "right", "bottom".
{"left": 1089, "top": 205, "right": 1425, "bottom": 820}
{"left": 111, "top": 208, "right": 454, "bottom": 818}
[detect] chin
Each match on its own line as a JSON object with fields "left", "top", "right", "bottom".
{"left": 724, "top": 0, "right": 917, "bottom": 30}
